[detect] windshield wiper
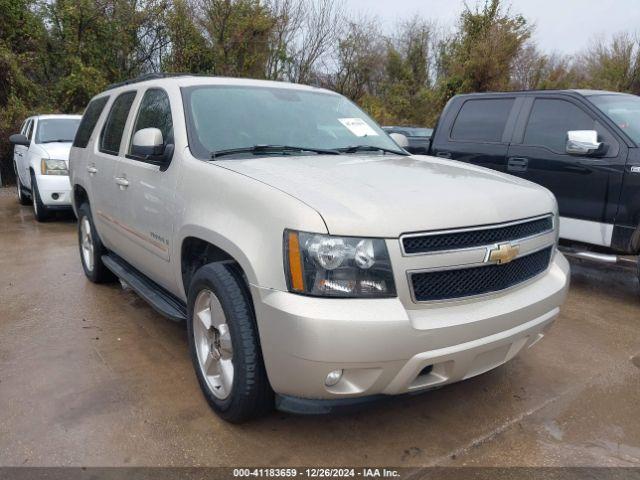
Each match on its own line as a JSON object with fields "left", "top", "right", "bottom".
{"left": 40, "top": 139, "right": 73, "bottom": 144}
{"left": 210, "top": 144, "right": 341, "bottom": 159}
{"left": 337, "top": 145, "right": 409, "bottom": 156}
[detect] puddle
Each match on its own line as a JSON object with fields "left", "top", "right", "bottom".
{"left": 543, "top": 420, "right": 564, "bottom": 441}
{"left": 632, "top": 355, "right": 640, "bottom": 369}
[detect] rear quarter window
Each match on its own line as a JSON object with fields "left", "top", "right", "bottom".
{"left": 73, "top": 97, "right": 109, "bottom": 148}
{"left": 100, "top": 91, "right": 137, "bottom": 155}
{"left": 450, "top": 98, "right": 514, "bottom": 143}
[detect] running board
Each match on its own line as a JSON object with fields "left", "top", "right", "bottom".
{"left": 102, "top": 253, "right": 187, "bottom": 321}
{"left": 560, "top": 247, "right": 637, "bottom": 269}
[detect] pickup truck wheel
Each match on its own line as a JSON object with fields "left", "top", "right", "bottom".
{"left": 30, "top": 173, "right": 50, "bottom": 222}
{"left": 187, "top": 263, "right": 273, "bottom": 423}
{"left": 77, "top": 203, "right": 116, "bottom": 283}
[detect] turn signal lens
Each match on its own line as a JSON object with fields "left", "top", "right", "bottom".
{"left": 287, "top": 231, "right": 305, "bottom": 291}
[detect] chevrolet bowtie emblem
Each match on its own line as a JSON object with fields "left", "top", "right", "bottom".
{"left": 488, "top": 243, "right": 520, "bottom": 264}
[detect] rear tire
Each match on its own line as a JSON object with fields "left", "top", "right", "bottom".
{"left": 77, "top": 203, "right": 116, "bottom": 283}
{"left": 187, "top": 263, "right": 273, "bottom": 423}
{"left": 30, "top": 172, "right": 50, "bottom": 222}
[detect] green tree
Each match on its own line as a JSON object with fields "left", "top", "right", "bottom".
{"left": 0, "top": 0, "right": 49, "bottom": 184}
{"left": 439, "top": 0, "right": 531, "bottom": 95}
{"left": 164, "top": 0, "right": 213, "bottom": 73}
{"left": 199, "top": 0, "right": 275, "bottom": 77}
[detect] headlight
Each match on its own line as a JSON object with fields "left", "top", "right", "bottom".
{"left": 41, "top": 158, "right": 68, "bottom": 175}
{"left": 284, "top": 230, "right": 396, "bottom": 298}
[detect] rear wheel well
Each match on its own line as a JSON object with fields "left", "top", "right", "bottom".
{"left": 74, "top": 184, "right": 89, "bottom": 208}
{"left": 181, "top": 237, "right": 250, "bottom": 297}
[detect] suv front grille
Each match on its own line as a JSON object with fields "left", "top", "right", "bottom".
{"left": 410, "top": 247, "right": 553, "bottom": 302}
{"left": 402, "top": 216, "right": 553, "bottom": 255}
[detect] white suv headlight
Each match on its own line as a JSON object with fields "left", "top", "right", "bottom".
{"left": 284, "top": 230, "right": 396, "bottom": 298}
{"left": 41, "top": 158, "right": 68, "bottom": 175}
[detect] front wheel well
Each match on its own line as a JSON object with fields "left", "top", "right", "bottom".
{"left": 181, "top": 237, "right": 250, "bottom": 296}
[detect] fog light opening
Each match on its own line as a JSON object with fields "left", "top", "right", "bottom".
{"left": 325, "top": 369, "right": 343, "bottom": 387}
{"left": 51, "top": 193, "right": 59, "bottom": 200}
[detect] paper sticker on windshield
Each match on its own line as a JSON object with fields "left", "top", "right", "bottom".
{"left": 338, "top": 118, "right": 379, "bottom": 137}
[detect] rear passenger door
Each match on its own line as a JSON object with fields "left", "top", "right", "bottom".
{"left": 113, "top": 87, "right": 179, "bottom": 292}
{"left": 431, "top": 97, "right": 519, "bottom": 172}
{"left": 507, "top": 96, "right": 624, "bottom": 231}
{"left": 91, "top": 91, "right": 138, "bottom": 249}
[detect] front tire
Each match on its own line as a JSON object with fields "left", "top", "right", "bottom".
{"left": 30, "top": 172, "right": 50, "bottom": 222}
{"left": 187, "top": 263, "right": 273, "bottom": 423}
{"left": 77, "top": 203, "right": 116, "bottom": 283}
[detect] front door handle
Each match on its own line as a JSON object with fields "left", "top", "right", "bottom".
{"left": 16, "top": 152, "right": 23, "bottom": 157}
{"left": 115, "top": 176, "right": 129, "bottom": 189}
{"left": 436, "top": 151, "right": 452, "bottom": 159}
{"left": 508, "top": 157, "right": 528, "bottom": 172}
{"left": 87, "top": 165, "right": 98, "bottom": 175}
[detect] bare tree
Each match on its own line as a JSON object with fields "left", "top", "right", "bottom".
{"left": 264, "top": 0, "right": 305, "bottom": 80}
{"left": 328, "top": 16, "right": 385, "bottom": 99}
{"left": 511, "top": 42, "right": 546, "bottom": 90}
{"left": 287, "top": 0, "right": 344, "bottom": 84}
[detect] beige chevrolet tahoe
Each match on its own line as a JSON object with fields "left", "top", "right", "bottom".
{"left": 69, "top": 74, "right": 570, "bottom": 423}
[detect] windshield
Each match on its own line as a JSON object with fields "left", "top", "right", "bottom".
{"left": 36, "top": 118, "right": 81, "bottom": 144}
{"left": 182, "top": 85, "right": 404, "bottom": 159}
{"left": 589, "top": 94, "right": 640, "bottom": 143}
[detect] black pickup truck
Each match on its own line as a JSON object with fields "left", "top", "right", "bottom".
{"left": 425, "top": 90, "right": 640, "bottom": 276}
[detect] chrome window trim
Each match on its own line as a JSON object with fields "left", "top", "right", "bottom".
{"left": 399, "top": 213, "right": 555, "bottom": 257}
{"left": 406, "top": 245, "right": 556, "bottom": 304}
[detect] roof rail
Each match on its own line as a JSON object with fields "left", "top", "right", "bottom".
{"left": 105, "top": 72, "right": 193, "bottom": 91}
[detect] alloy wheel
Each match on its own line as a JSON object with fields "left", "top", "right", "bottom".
{"left": 193, "top": 289, "right": 234, "bottom": 400}
{"left": 80, "top": 216, "right": 95, "bottom": 272}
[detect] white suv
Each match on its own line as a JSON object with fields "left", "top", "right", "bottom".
{"left": 69, "top": 74, "right": 570, "bottom": 423}
{"left": 10, "top": 114, "right": 81, "bottom": 221}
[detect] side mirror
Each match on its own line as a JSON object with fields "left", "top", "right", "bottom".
{"left": 9, "top": 134, "right": 30, "bottom": 146}
{"left": 131, "top": 128, "right": 165, "bottom": 157}
{"left": 389, "top": 132, "right": 409, "bottom": 149}
{"left": 566, "top": 130, "right": 607, "bottom": 157}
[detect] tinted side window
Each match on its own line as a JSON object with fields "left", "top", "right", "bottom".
{"left": 451, "top": 99, "right": 514, "bottom": 142}
{"left": 524, "top": 99, "right": 595, "bottom": 153}
{"left": 100, "top": 91, "right": 136, "bottom": 155}
{"left": 74, "top": 97, "right": 109, "bottom": 148}
{"left": 129, "top": 89, "right": 173, "bottom": 156}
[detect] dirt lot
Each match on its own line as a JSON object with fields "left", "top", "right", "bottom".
{"left": 0, "top": 187, "right": 639, "bottom": 467}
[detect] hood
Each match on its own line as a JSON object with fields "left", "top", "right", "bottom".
{"left": 39, "top": 142, "right": 73, "bottom": 161}
{"left": 216, "top": 154, "right": 556, "bottom": 237}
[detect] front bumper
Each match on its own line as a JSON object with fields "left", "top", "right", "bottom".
{"left": 252, "top": 252, "right": 570, "bottom": 401}
{"left": 35, "top": 174, "right": 72, "bottom": 207}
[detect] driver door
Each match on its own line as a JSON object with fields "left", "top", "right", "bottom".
{"left": 14, "top": 119, "right": 32, "bottom": 187}
{"left": 507, "top": 96, "right": 625, "bottom": 243}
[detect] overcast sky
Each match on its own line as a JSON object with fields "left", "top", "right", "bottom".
{"left": 346, "top": 0, "right": 640, "bottom": 55}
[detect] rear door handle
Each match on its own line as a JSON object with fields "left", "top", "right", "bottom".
{"left": 436, "top": 151, "right": 452, "bottom": 159}
{"left": 87, "top": 165, "right": 98, "bottom": 175}
{"left": 508, "top": 157, "right": 528, "bottom": 172}
{"left": 16, "top": 152, "right": 23, "bottom": 157}
{"left": 115, "top": 176, "right": 129, "bottom": 188}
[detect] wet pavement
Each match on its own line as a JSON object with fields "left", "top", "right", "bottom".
{"left": 0, "top": 187, "right": 638, "bottom": 467}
